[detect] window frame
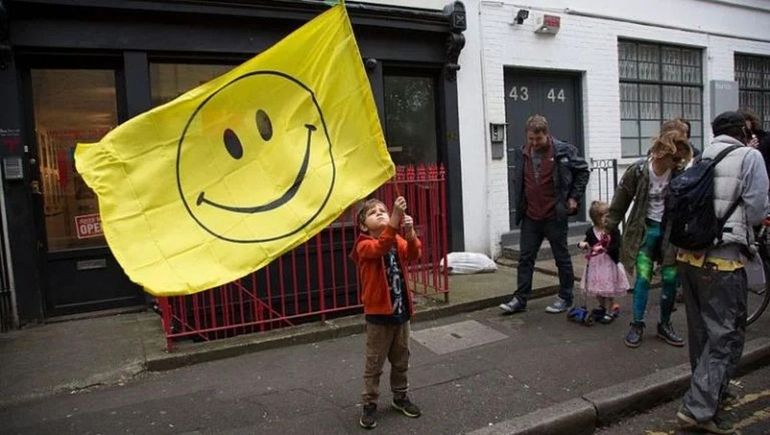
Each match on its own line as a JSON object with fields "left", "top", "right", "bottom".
{"left": 735, "top": 53, "right": 770, "bottom": 132}
{"left": 618, "top": 39, "right": 704, "bottom": 158}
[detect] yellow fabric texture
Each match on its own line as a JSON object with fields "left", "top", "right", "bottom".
{"left": 75, "top": 5, "right": 394, "bottom": 296}
{"left": 676, "top": 251, "right": 744, "bottom": 271}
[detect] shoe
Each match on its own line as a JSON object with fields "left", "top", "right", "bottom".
{"left": 545, "top": 297, "right": 572, "bottom": 313}
{"left": 499, "top": 297, "right": 526, "bottom": 314}
{"left": 624, "top": 322, "right": 645, "bottom": 348}
{"left": 591, "top": 307, "right": 613, "bottom": 324}
{"left": 657, "top": 322, "right": 685, "bottom": 347}
{"left": 676, "top": 407, "right": 735, "bottom": 434}
{"left": 392, "top": 395, "right": 421, "bottom": 418}
{"left": 610, "top": 303, "right": 621, "bottom": 318}
{"left": 359, "top": 403, "right": 377, "bottom": 429}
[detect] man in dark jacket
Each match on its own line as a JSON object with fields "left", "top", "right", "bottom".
{"left": 499, "top": 115, "right": 590, "bottom": 314}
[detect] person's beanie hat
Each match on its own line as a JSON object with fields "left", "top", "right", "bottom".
{"left": 711, "top": 111, "right": 746, "bottom": 136}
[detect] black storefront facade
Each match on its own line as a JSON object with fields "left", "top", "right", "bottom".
{"left": 0, "top": 0, "right": 466, "bottom": 326}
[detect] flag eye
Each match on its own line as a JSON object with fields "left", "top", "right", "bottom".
{"left": 256, "top": 109, "right": 273, "bottom": 141}
{"left": 223, "top": 128, "right": 244, "bottom": 159}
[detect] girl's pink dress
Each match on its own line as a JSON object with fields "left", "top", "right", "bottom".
{"left": 580, "top": 229, "right": 630, "bottom": 298}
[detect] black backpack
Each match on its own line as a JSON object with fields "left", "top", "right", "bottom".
{"left": 666, "top": 145, "right": 742, "bottom": 251}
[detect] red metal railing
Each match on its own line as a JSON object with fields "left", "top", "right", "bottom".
{"left": 157, "top": 164, "right": 448, "bottom": 350}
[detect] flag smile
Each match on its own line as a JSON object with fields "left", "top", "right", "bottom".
{"left": 195, "top": 124, "right": 317, "bottom": 213}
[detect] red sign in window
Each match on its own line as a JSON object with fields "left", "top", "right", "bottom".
{"left": 543, "top": 15, "right": 561, "bottom": 28}
{"left": 75, "top": 214, "right": 103, "bottom": 239}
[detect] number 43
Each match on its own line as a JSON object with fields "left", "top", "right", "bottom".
{"left": 547, "top": 88, "right": 565, "bottom": 102}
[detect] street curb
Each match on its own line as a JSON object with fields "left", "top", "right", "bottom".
{"left": 144, "top": 285, "right": 562, "bottom": 372}
{"left": 466, "top": 336, "right": 770, "bottom": 434}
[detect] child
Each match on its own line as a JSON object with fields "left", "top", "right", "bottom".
{"left": 350, "top": 196, "right": 422, "bottom": 430}
{"left": 578, "top": 201, "right": 630, "bottom": 323}
{"left": 607, "top": 128, "right": 693, "bottom": 348}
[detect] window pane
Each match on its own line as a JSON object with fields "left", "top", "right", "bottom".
{"left": 663, "top": 85, "right": 683, "bottom": 103}
{"left": 150, "top": 63, "right": 234, "bottom": 107}
{"left": 689, "top": 120, "right": 703, "bottom": 138}
{"left": 641, "top": 120, "right": 661, "bottom": 137}
{"left": 684, "top": 103, "right": 701, "bottom": 120}
{"left": 619, "top": 60, "right": 638, "bottom": 80}
{"left": 621, "top": 138, "right": 640, "bottom": 157}
{"left": 639, "top": 85, "right": 660, "bottom": 119}
{"left": 619, "top": 41, "right": 637, "bottom": 60}
{"left": 31, "top": 69, "right": 117, "bottom": 252}
{"left": 383, "top": 75, "right": 438, "bottom": 165}
{"left": 621, "top": 120, "right": 639, "bottom": 137}
{"left": 663, "top": 103, "right": 682, "bottom": 119}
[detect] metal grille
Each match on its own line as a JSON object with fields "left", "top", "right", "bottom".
{"left": 736, "top": 54, "right": 770, "bottom": 132}
{"left": 619, "top": 40, "right": 703, "bottom": 157}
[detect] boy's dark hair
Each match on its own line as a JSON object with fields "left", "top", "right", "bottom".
{"left": 357, "top": 198, "right": 386, "bottom": 230}
{"left": 711, "top": 111, "right": 746, "bottom": 141}
{"left": 525, "top": 114, "right": 549, "bottom": 134}
{"left": 588, "top": 200, "right": 608, "bottom": 226}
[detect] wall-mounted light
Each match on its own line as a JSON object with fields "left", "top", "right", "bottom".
{"left": 514, "top": 9, "right": 529, "bottom": 25}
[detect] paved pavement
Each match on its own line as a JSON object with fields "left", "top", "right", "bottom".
{"left": 1, "top": 253, "right": 769, "bottom": 434}
{"left": 597, "top": 364, "right": 770, "bottom": 434}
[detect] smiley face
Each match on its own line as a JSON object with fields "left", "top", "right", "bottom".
{"left": 176, "top": 71, "right": 335, "bottom": 243}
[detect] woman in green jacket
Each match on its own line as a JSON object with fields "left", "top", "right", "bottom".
{"left": 607, "top": 127, "right": 692, "bottom": 349}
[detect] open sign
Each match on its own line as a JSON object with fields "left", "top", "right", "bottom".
{"left": 75, "top": 214, "right": 103, "bottom": 239}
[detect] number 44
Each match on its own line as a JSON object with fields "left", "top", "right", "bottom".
{"left": 547, "top": 88, "right": 565, "bottom": 102}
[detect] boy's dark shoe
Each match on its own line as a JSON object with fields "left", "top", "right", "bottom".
{"left": 499, "top": 297, "right": 526, "bottom": 314}
{"left": 392, "top": 395, "right": 421, "bottom": 418}
{"left": 360, "top": 403, "right": 377, "bottom": 429}
{"left": 624, "top": 321, "right": 645, "bottom": 348}
{"left": 676, "top": 407, "right": 735, "bottom": 434}
{"left": 657, "top": 322, "right": 685, "bottom": 347}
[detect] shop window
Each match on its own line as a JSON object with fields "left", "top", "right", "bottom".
{"left": 618, "top": 40, "right": 703, "bottom": 157}
{"left": 150, "top": 63, "right": 234, "bottom": 107}
{"left": 736, "top": 54, "right": 770, "bottom": 132}
{"left": 383, "top": 75, "right": 438, "bottom": 166}
{"left": 31, "top": 69, "right": 118, "bottom": 252}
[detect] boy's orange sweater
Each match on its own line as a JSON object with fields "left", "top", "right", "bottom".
{"left": 349, "top": 225, "right": 422, "bottom": 315}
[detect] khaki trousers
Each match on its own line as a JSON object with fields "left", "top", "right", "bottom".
{"left": 362, "top": 321, "right": 410, "bottom": 404}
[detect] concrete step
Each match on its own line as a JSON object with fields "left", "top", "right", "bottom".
{"left": 500, "top": 234, "right": 587, "bottom": 262}
{"left": 500, "top": 221, "right": 590, "bottom": 246}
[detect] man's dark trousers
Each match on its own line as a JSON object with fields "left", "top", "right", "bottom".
{"left": 514, "top": 215, "right": 574, "bottom": 305}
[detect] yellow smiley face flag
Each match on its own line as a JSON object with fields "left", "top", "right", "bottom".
{"left": 75, "top": 5, "right": 394, "bottom": 296}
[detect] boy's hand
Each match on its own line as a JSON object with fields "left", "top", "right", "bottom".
{"left": 402, "top": 215, "right": 415, "bottom": 240}
{"left": 394, "top": 196, "right": 407, "bottom": 215}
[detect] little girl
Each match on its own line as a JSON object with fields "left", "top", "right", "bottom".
{"left": 578, "top": 200, "right": 630, "bottom": 323}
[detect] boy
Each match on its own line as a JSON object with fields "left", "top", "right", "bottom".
{"left": 350, "top": 196, "right": 422, "bottom": 429}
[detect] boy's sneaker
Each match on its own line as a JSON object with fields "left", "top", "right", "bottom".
{"left": 545, "top": 297, "right": 572, "bottom": 313}
{"left": 657, "top": 322, "right": 685, "bottom": 347}
{"left": 359, "top": 403, "right": 377, "bottom": 429}
{"left": 624, "top": 321, "right": 645, "bottom": 348}
{"left": 499, "top": 297, "right": 526, "bottom": 314}
{"left": 676, "top": 407, "right": 735, "bottom": 434}
{"left": 392, "top": 395, "right": 421, "bottom": 418}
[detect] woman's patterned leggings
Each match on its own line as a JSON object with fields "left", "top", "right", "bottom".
{"left": 632, "top": 220, "right": 677, "bottom": 325}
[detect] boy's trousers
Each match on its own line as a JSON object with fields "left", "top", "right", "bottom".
{"left": 362, "top": 321, "right": 410, "bottom": 404}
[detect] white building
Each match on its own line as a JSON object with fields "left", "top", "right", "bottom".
{"left": 373, "top": 0, "right": 770, "bottom": 258}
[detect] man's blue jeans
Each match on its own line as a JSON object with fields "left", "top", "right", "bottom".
{"left": 513, "top": 215, "right": 574, "bottom": 305}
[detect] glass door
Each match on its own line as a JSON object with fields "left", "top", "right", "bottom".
{"left": 29, "top": 67, "right": 143, "bottom": 315}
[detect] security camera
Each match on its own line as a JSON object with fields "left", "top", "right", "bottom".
{"left": 514, "top": 9, "right": 529, "bottom": 25}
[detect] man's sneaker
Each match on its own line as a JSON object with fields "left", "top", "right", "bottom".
{"left": 545, "top": 297, "right": 572, "bottom": 313}
{"left": 676, "top": 407, "right": 735, "bottom": 434}
{"left": 392, "top": 395, "right": 421, "bottom": 418}
{"left": 359, "top": 403, "right": 377, "bottom": 429}
{"left": 624, "top": 321, "right": 645, "bottom": 348}
{"left": 657, "top": 322, "right": 685, "bottom": 347}
{"left": 499, "top": 297, "right": 526, "bottom": 314}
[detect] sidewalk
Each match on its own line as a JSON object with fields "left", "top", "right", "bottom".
{"left": 2, "top": 253, "right": 769, "bottom": 434}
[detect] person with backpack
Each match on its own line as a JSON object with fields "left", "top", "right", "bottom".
{"left": 606, "top": 128, "right": 692, "bottom": 348}
{"left": 674, "top": 111, "right": 769, "bottom": 434}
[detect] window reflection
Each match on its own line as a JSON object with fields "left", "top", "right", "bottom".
{"left": 31, "top": 69, "right": 117, "bottom": 252}
{"left": 383, "top": 75, "right": 438, "bottom": 166}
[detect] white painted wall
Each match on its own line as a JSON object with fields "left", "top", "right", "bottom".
{"left": 360, "top": 0, "right": 770, "bottom": 257}
{"left": 471, "top": 0, "right": 770, "bottom": 258}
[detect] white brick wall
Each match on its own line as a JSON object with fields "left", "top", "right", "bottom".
{"left": 457, "top": 0, "right": 770, "bottom": 258}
